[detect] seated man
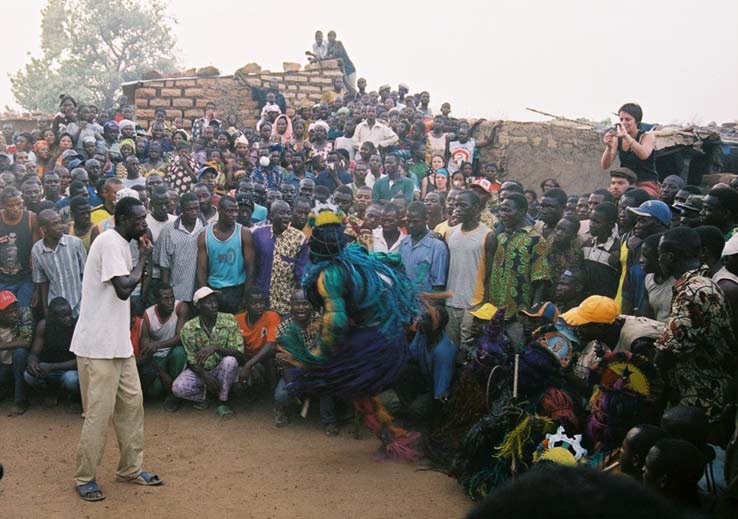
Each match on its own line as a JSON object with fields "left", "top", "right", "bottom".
{"left": 172, "top": 287, "right": 244, "bottom": 416}
{"left": 0, "top": 291, "right": 33, "bottom": 415}
{"left": 24, "top": 297, "right": 80, "bottom": 408}
{"left": 234, "top": 287, "right": 281, "bottom": 391}
{"left": 139, "top": 283, "right": 188, "bottom": 411}
{"left": 273, "top": 289, "right": 340, "bottom": 435}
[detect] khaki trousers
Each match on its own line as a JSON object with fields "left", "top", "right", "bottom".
{"left": 74, "top": 356, "right": 144, "bottom": 486}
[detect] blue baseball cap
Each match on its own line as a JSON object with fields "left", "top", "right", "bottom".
{"left": 627, "top": 200, "right": 671, "bottom": 226}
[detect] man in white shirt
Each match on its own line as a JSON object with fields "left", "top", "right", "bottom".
{"left": 352, "top": 105, "right": 399, "bottom": 152}
{"left": 70, "top": 196, "right": 162, "bottom": 501}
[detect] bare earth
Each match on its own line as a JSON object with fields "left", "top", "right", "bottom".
{"left": 0, "top": 400, "right": 469, "bottom": 519}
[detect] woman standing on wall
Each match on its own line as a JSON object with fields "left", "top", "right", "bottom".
{"left": 601, "top": 102, "right": 659, "bottom": 197}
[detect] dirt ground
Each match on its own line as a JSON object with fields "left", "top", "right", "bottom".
{"left": 0, "top": 399, "right": 470, "bottom": 519}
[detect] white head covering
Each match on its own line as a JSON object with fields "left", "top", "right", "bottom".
{"left": 116, "top": 188, "right": 140, "bottom": 202}
{"left": 118, "top": 119, "right": 135, "bottom": 130}
{"left": 724, "top": 233, "right": 738, "bottom": 257}
{"left": 308, "top": 120, "right": 330, "bottom": 133}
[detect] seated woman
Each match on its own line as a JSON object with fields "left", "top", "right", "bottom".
{"left": 601, "top": 103, "right": 658, "bottom": 197}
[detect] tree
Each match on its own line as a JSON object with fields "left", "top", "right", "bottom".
{"left": 11, "top": 0, "right": 179, "bottom": 113}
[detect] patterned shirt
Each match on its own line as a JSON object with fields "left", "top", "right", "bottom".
{"left": 165, "top": 154, "right": 198, "bottom": 195}
{"left": 549, "top": 236, "right": 584, "bottom": 285}
{"left": 250, "top": 166, "right": 283, "bottom": 190}
{"left": 489, "top": 225, "right": 551, "bottom": 315}
{"left": 180, "top": 312, "right": 243, "bottom": 371}
{"left": 655, "top": 267, "right": 737, "bottom": 423}
{"left": 277, "top": 312, "right": 322, "bottom": 357}
{"left": 252, "top": 225, "right": 308, "bottom": 315}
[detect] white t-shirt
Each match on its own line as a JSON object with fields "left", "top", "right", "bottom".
{"left": 70, "top": 229, "right": 134, "bottom": 359}
{"left": 146, "top": 213, "right": 177, "bottom": 242}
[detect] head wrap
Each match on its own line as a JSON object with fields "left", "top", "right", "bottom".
{"left": 118, "top": 119, "right": 135, "bottom": 131}
{"left": 434, "top": 167, "right": 449, "bottom": 177}
{"left": 82, "top": 136, "right": 96, "bottom": 145}
{"left": 336, "top": 107, "right": 351, "bottom": 116}
{"left": 104, "top": 121, "right": 119, "bottom": 131}
{"left": 119, "top": 138, "right": 136, "bottom": 153}
{"left": 261, "top": 103, "right": 281, "bottom": 118}
{"left": 271, "top": 114, "right": 293, "bottom": 143}
{"left": 33, "top": 140, "right": 49, "bottom": 153}
{"left": 308, "top": 120, "right": 330, "bottom": 133}
{"left": 235, "top": 134, "right": 249, "bottom": 147}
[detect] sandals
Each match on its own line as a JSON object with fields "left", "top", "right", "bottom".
{"left": 216, "top": 404, "right": 234, "bottom": 420}
{"left": 324, "top": 423, "right": 340, "bottom": 437}
{"left": 77, "top": 481, "right": 105, "bottom": 502}
{"left": 274, "top": 409, "right": 290, "bottom": 428}
{"left": 163, "top": 395, "right": 180, "bottom": 413}
{"left": 117, "top": 471, "right": 163, "bottom": 486}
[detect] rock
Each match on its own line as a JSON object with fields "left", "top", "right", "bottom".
{"left": 196, "top": 66, "right": 220, "bottom": 77}
{"left": 282, "top": 62, "right": 301, "bottom": 73}
{"left": 237, "top": 63, "right": 262, "bottom": 75}
{"left": 141, "top": 70, "right": 162, "bottom": 80}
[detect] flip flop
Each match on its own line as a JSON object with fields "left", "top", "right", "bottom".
{"left": 77, "top": 481, "right": 105, "bottom": 502}
{"left": 117, "top": 471, "right": 163, "bottom": 486}
{"left": 193, "top": 399, "right": 209, "bottom": 410}
{"left": 216, "top": 404, "right": 234, "bottom": 420}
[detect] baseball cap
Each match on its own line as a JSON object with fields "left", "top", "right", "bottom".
{"left": 116, "top": 188, "right": 140, "bottom": 202}
{"left": 469, "top": 303, "right": 499, "bottom": 320}
{"left": 609, "top": 167, "right": 637, "bottom": 183}
{"left": 723, "top": 233, "right": 738, "bottom": 257}
{"left": 520, "top": 302, "right": 560, "bottom": 322}
{"left": 673, "top": 195, "right": 704, "bottom": 214}
{"left": 470, "top": 178, "right": 494, "bottom": 194}
{"left": 62, "top": 149, "right": 81, "bottom": 159}
{"left": 627, "top": 200, "right": 672, "bottom": 227}
{"left": 67, "top": 159, "right": 83, "bottom": 169}
{"left": 193, "top": 286, "right": 220, "bottom": 304}
{"left": 235, "top": 192, "right": 254, "bottom": 209}
{"left": 0, "top": 291, "right": 17, "bottom": 311}
{"left": 378, "top": 84, "right": 391, "bottom": 92}
{"left": 561, "top": 296, "right": 619, "bottom": 326}
{"left": 198, "top": 166, "right": 218, "bottom": 180}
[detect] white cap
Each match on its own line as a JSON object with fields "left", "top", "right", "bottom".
{"left": 192, "top": 286, "right": 220, "bottom": 304}
{"left": 723, "top": 233, "right": 738, "bottom": 257}
{"left": 116, "top": 187, "right": 139, "bottom": 202}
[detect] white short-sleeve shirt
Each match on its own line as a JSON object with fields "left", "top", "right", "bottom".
{"left": 70, "top": 229, "right": 134, "bottom": 359}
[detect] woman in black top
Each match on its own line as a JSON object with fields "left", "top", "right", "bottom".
{"left": 601, "top": 103, "right": 659, "bottom": 197}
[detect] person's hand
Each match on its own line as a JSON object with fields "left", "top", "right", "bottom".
{"left": 195, "top": 345, "right": 217, "bottom": 364}
{"left": 140, "top": 340, "right": 158, "bottom": 357}
{"left": 603, "top": 130, "right": 616, "bottom": 148}
{"left": 79, "top": 121, "right": 88, "bottom": 129}
{"left": 203, "top": 372, "right": 222, "bottom": 395}
{"left": 27, "top": 354, "right": 43, "bottom": 378}
{"left": 138, "top": 236, "right": 153, "bottom": 258}
{"left": 615, "top": 123, "right": 627, "bottom": 140}
{"left": 238, "top": 364, "right": 252, "bottom": 384}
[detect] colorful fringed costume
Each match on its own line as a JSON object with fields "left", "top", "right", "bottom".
{"left": 278, "top": 211, "right": 420, "bottom": 459}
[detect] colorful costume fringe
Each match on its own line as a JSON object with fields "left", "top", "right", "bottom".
{"left": 278, "top": 232, "right": 420, "bottom": 460}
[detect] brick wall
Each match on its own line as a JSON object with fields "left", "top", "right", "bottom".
{"left": 125, "top": 60, "right": 345, "bottom": 130}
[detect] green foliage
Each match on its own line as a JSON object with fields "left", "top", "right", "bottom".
{"left": 11, "top": 0, "right": 179, "bottom": 112}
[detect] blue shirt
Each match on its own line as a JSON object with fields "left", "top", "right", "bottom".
{"left": 205, "top": 223, "right": 246, "bottom": 288}
{"left": 314, "top": 169, "right": 352, "bottom": 192}
{"left": 251, "top": 166, "right": 283, "bottom": 190}
{"left": 408, "top": 330, "right": 457, "bottom": 399}
{"left": 252, "top": 204, "right": 268, "bottom": 224}
{"left": 282, "top": 171, "right": 315, "bottom": 189}
{"left": 399, "top": 231, "right": 449, "bottom": 292}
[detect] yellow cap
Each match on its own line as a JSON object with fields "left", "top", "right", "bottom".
{"left": 469, "top": 303, "right": 499, "bottom": 320}
{"left": 561, "top": 296, "right": 619, "bottom": 326}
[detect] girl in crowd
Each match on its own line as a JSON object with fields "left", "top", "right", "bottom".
{"left": 54, "top": 133, "right": 75, "bottom": 166}
{"left": 421, "top": 154, "right": 448, "bottom": 197}
{"left": 272, "top": 114, "right": 293, "bottom": 145}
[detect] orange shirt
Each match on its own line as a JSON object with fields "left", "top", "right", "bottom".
{"left": 234, "top": 311, "right": 281, "bottom": 356}
{"left": 130, "top": 316, "right": 143, "bottom": 358}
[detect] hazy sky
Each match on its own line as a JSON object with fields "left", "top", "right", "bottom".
{"left": 2, "top": 0, "right": 737, "bottom": 125}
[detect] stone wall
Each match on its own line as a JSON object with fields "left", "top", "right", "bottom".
{"left": 123, "top": 60, "right": 345, "bottom": 130}
{"left": 472, "top": 120, "right": 606, "bottom": 194}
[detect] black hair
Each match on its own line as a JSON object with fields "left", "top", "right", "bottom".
{"left": 505, "top": 192, "right": 528, "bottom": 212}
{"left": 407, "top": 200, "right": 427, "bottom": 218}
{"left": 560, "top": 214, "right": 581, "bottom": 233}
{"left": 114, "top": 196, "right": 143, "bottom": 226}
{"left": 151, "top": 185, "right": 170, "bottom": 198}
{"left": 69, "top": 195, "right": 89, "bottom": 212}
{"left": 334, "top": 185, "right": 352, "bottom": 197}
{"left": 17, "top": 132, "right": 34, "bottom": 145}
{"left": 217, "top": 195, "right": 236, "bottom": 209}
{"left": 292, "top": 196, "right": 311, "bottom": 209}
{"left": 618, "top": 102, "right": 643, "bottom": 125}
{"left": 543, "top": 188, "right": 568, "bottom": 207}
{"left": 335, "top": 148, "right": 350, "bottom": 163}
{"left": 314, "top": 185, "right": 330, "bottom": 197}
{"left": 48, "top": 297, "right": 71, "bottom": 314}
{"left": 382, "top": 202, "right": 400, "bottom": 216}
{"left": 642, "top": 231, "right": 665, "bottom": 251}
{"left": 621, "top": 188, "right": 651, "bottom": 207}
{"left": 524, "top": 189, "right": 538, "bottom": 201}
{"left": 592, "top": 188, "right": 615, "bottom": 203}
{"left": 592, "top": 201, "right": 618, "bottom": 223}
{"left": 539, "top": 177, "right": 560, "bottom": 191}
{"left": 456, "top": 189, "right": 482, "bottom": 209}
{"left": 646, "top": 438, "right": 705, "bottom": 489}
{"left": 154, "top": 283, "right": 173, "bottom": 298}
{"left": 59, "top": 94, "right": 77, "bottom": 108}
{"left": 660, "top": 227, "right": 701, "bottom": 257}
{"left": 2, "top": 187, "right": 21, "bottom": 200}
{"left": 707, "top": 186, "right": 738, "bottom": 218}
{"left": 500, "top": 181, "right": 524, "bottom": 194}
{"left": 626, "top": 424, "right": 668, "bottom": 460}
{"left": 660, "top": 406, "right": 709, "bottom": 450}
{"left": 69, "top": 180, "right": 86, "bottom": 195}
{"left": 694, "top": 225, "right": 725, "bottom": 260}
{"left": 179, "top": 192, "right": 198, "bottom": 206}
{"left": 465, "top": 465, "right": 677, "bottom": 519}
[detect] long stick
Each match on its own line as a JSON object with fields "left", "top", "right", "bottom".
{"left": 300, "top": 398, "right": 310, "bottom": 418}
{"left": 525, "top": 107, "right": 598, "bottom": 128}
{"left": 513, "top": 354, "right": 519, "bottom": 399}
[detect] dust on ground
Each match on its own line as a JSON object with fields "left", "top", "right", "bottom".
{"left": 0, "top": 400, "right": 470, "bottom": 519}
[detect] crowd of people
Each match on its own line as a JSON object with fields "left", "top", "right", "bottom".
{"left": 1, "top": 36, "right": 738, "bottom": 513}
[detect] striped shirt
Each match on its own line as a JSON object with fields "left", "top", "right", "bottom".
{"left": 31, "top": 234, "right": 87, "bottom": 317}
{"left": 156, "top": 217, "right": 205, "bottom": 302}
